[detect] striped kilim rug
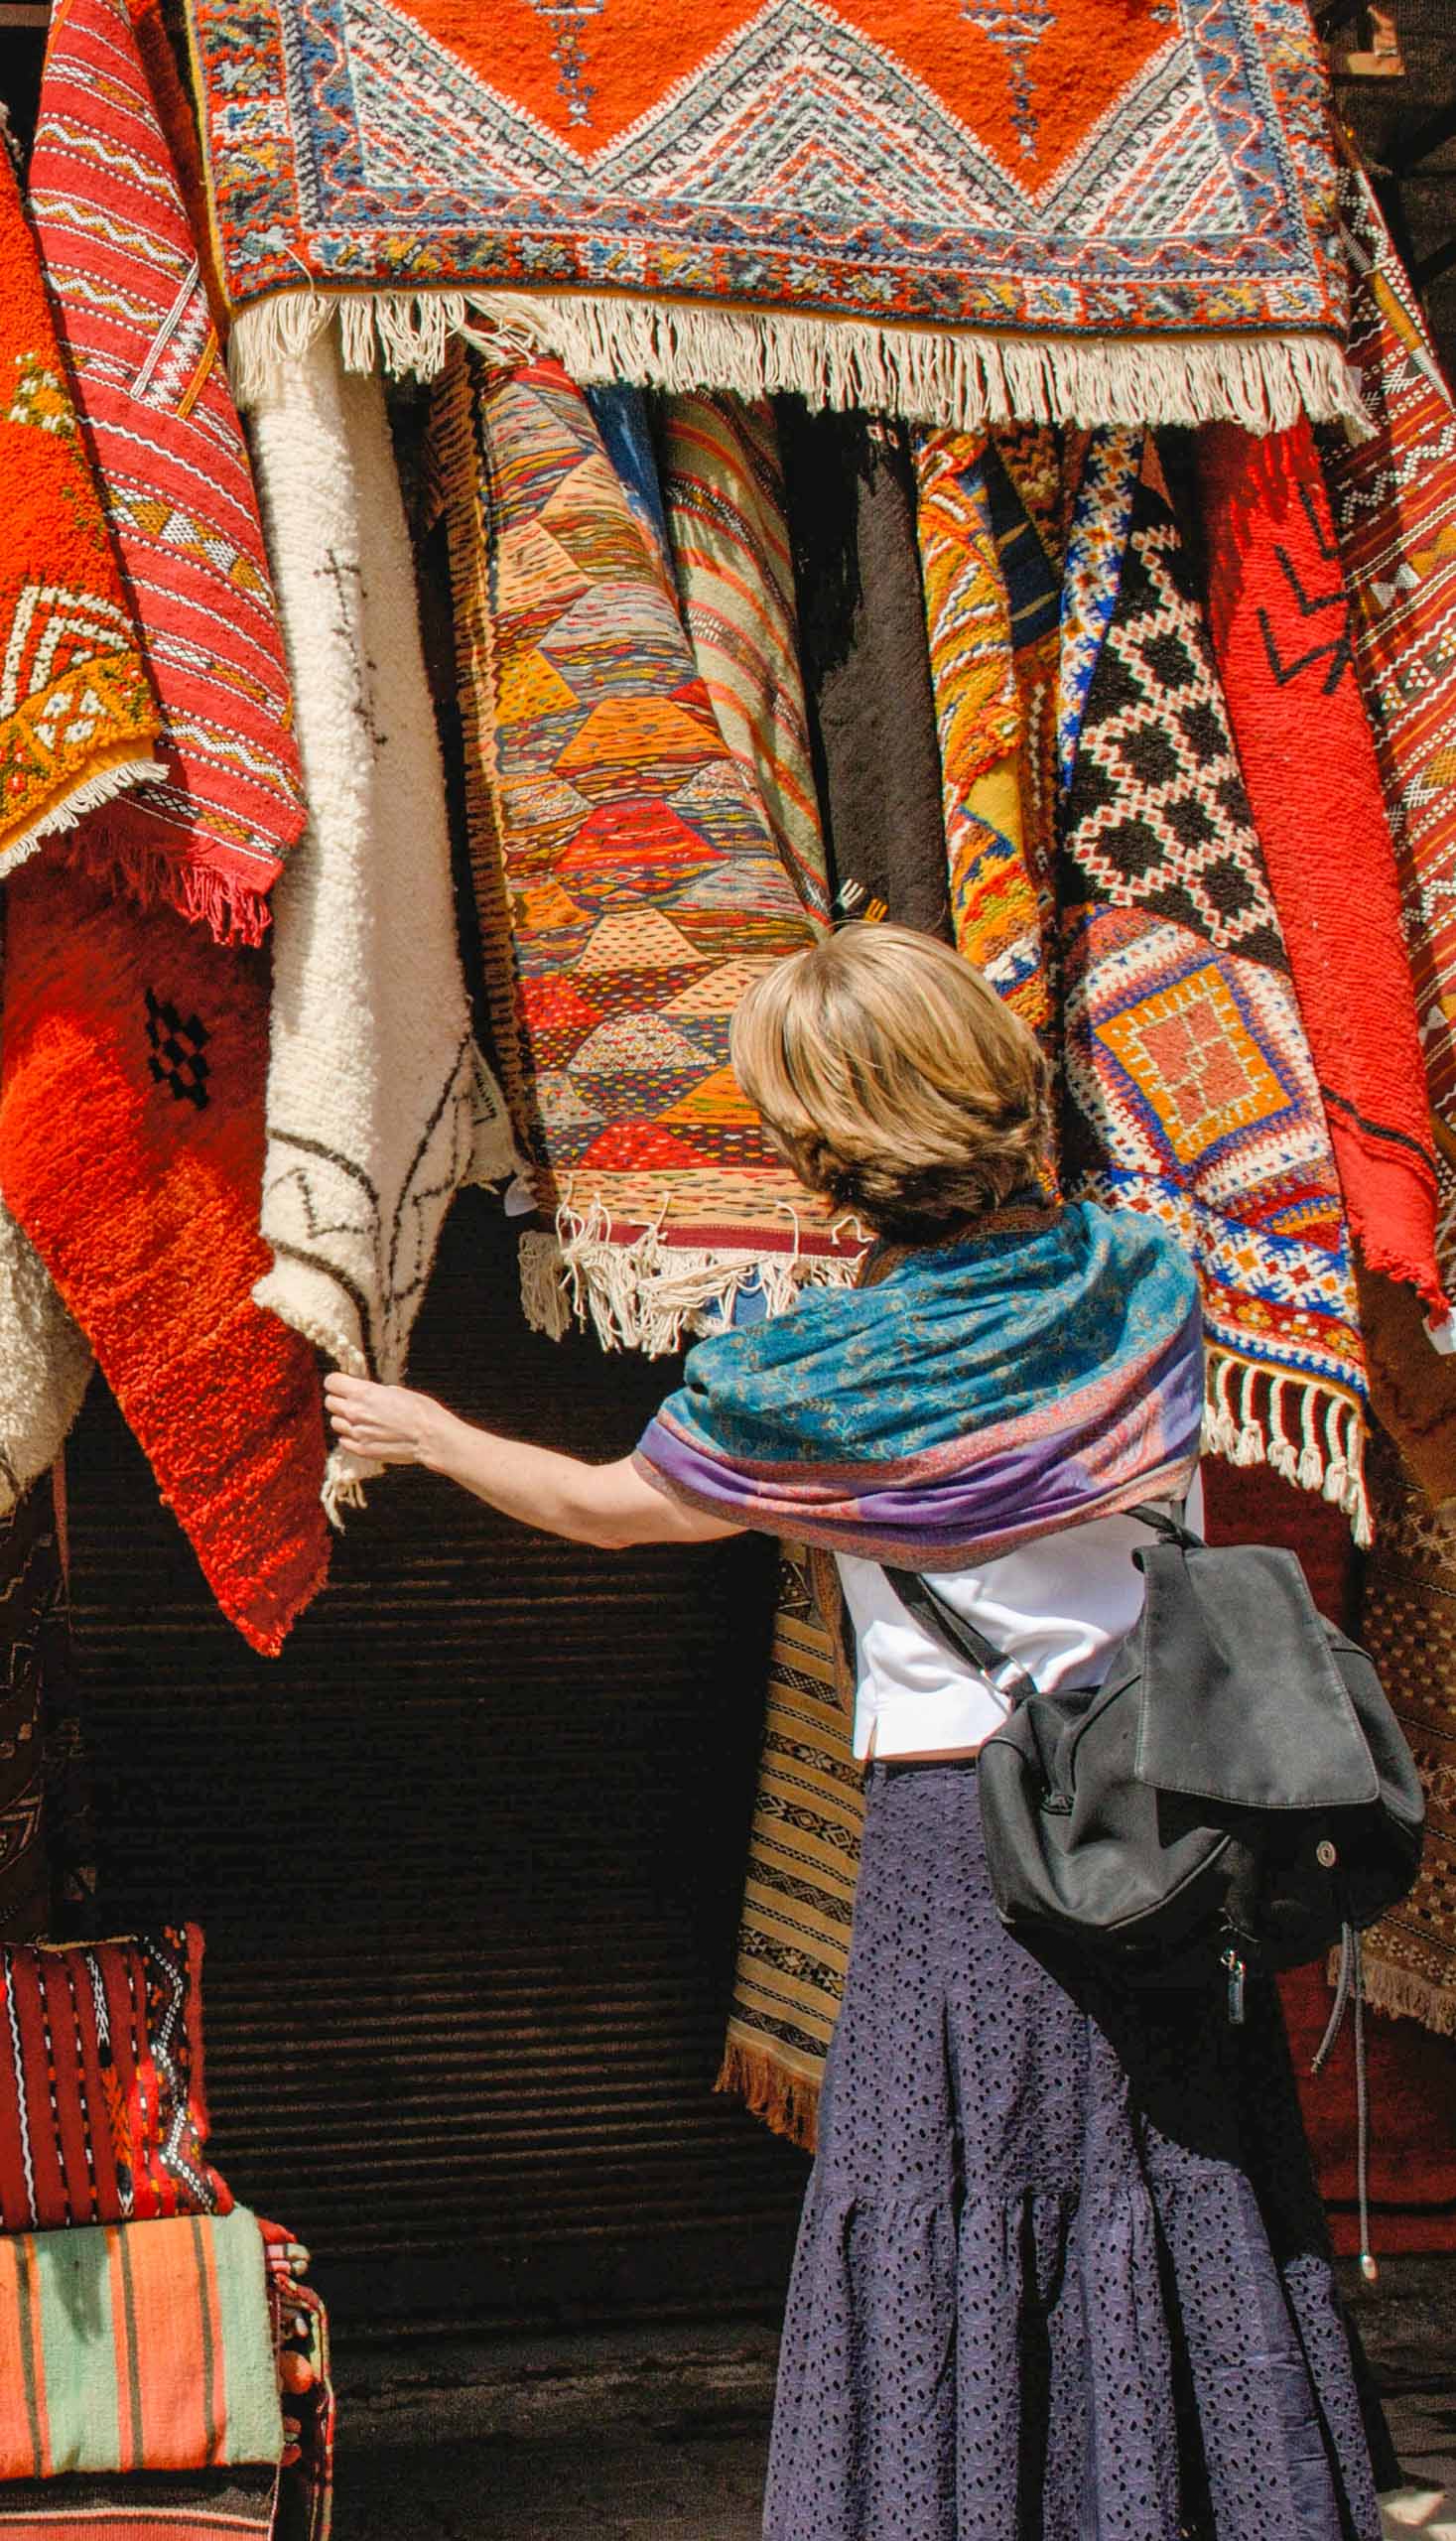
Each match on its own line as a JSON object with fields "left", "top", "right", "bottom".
{"left": 186, "top": 0, "right": 1362, "bottom": 436}
{"left": 912, "top": 429, "right": 1044, "bottom": 1032}
{"left": 30, "top": 0, "right": 307, "bottom": 945}
{"left": 660, "top": 394, "right": 830, "bottom": 926}
{"left": 434, "top": 350, "right": 861, "bottom": 1352}
{"left": 717, "top": 1548, "right": 860, "bottom": 2152}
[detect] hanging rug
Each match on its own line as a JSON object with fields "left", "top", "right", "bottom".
{"left": 1199, "top": 417, "right": 1445, "bottom": 1327}
{"left": 1321, "top": 166, "right": 1456, "bottom": 1310}
{"left": 242, "top": 332, "right": 516, "bottom": 1516}
{"left": 0, "top": 140, "right": 160, "bottom": 883}
{"left": 0, "top": 864, "right": 331, "bottom": 1656}
{"left": 185, "top": 0, "right": 1361, "bottom": 435}
{"left": 1059, "top": 445, "right": 1371, "bottom": 1537}
{"left": 29, "top": 0, "right": 307, "bottom": 946}
{"left": 660, "top": 392, "right": 831, "bottom": 927}
{"left": 1358, "top": 1432, "right": 1456, "bottom": 2041}
{"left": 434, "top": 349, "right": 862, "bottom": 1354}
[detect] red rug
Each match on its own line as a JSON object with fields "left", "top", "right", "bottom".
{"left": 0, "top": 864, "right": 330, "bottom": 1655}
{"left": 0, "top": 142, "right": 160, "bottom": 882}
{"left": 1198, "top": 422, "right": 1445, "bottom": 1321}
{"left": 30, "top": 0, "right": 308, "bottom": 945}
{"left": 1203, "top": 1459, "right": 1456, "bottom": 2254}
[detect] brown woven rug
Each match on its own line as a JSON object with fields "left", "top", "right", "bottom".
{"left": 1359, "top": 1432, "right": 1456, "bottom": 2037}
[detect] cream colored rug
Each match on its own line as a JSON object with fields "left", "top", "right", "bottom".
{"left": 0, "top": 1206, "right": 91, "bottom": 1517}
{"left": 245, "top": 335, "right": 517, "bottom": 1515}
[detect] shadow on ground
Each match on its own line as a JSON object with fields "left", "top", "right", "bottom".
{"left": 329, "top": 2260, "right": 1455, "bottom": 2538}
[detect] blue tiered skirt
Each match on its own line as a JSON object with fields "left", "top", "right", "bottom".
{"left": 764, "top": 1760, "right": 1386, "bottom": 2541}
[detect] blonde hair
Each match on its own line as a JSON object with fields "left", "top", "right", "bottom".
{"left": 730, "top": 923, "right": 1051, "bottom": 1240}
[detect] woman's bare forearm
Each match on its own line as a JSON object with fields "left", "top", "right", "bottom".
{"left": 324, "top": 1374, "right": 738, "bottom": 1549}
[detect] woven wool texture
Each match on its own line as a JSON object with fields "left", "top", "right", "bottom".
{"left": 243, "top": 334, "right": 517, "bottom": 1512}
{"left": 0, "top": 1210, "right": 91, "bottom": 1523}
{"left": 1059, "top": 447, "right": 1371, "bottom": 1535}
{"left": 434, "top": 349, "right": 860, "bottom": 1352}
{"left": 1058, "top": 426, "right": 1141, "bottom": 798}
{"left": 29, "top": 0, "right": 308, "bottom": 946}
{"left": 717, "top": 1546, "right": 859, "bottom": 2156}
{"left": 587, "top": 384, "right": 675, "bottom": 589}
{"left": 0, "top": 1924, "right": 227, "bottom": 2231}
{"left": 185, "top": 0, "right": 1360, "bottom": 435}
{"left": 0, "top": 2207, "right": 283, "bottom": 2479}
{"left": 911, "top": 428, "right": 1044, "bottom": 1031}
{"left": 1319, "top": 170, "right": 1456, "bottom": 1495}
{"left": 261, "top": 2224, "right": 333, "bottom": 2541}
{"left": 1198, "top": 419, "right": 1445, "bottom": 1323}
{"left": 660, "top": 393, "right": 830, "bottom": 925}
{"left": 781, "top": 407, "right": 950, "bottom": 938}
{"left": 0, "top": 2471, "right": 280, "bottom": 2535}
{"left": 0, "top": 865, "right": 331, "bottom": 1655}
{"left": 0, "top": 1480, "right": 64, "bottom": 1944}
{"left": 0, "top": 143, "right": 160, "bottom": 881}
{"left": 1357, "top": 1434, "right": 1456, "bottom": 2040}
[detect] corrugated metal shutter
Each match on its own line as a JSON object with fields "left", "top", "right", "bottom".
{"left": 65, "top": 1192, "right": 810, "bottom": 2324}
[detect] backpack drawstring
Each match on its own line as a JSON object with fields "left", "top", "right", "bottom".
{"left": 1311, "top": 1920, "right": 1378, "bottom": 2283}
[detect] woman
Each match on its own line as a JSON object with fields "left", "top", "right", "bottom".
{"left": 328, "top": 924, "right": 1389, "bottom": 2541}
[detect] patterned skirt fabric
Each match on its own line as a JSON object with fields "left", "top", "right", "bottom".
{"left": 765, "top": 1762, "right": 1383, "bottom": 2541}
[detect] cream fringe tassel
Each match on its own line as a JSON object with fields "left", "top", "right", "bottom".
{"left": 1202, "top": 1348, "right": 1371, "bottom": 1545}
{"left": 0, "top": 754, "right": 165, "bottom": 886}
{"left": 227, "top": 286, "right": 1371, "bottom": 438}
{"left": 1352, "top": 1951, "right": 1456, "bottom": 2039}
{"left": 519, "top": 1196, "right": 864, "bottom": 1357}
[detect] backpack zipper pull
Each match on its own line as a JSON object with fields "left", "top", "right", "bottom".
{"left": 1221, "top": 1945, "right": 1247, "bottom": 2026}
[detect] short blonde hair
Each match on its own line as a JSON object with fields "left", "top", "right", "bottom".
{"left": 730, "top": 923, "right": 1050, "bottom": 1240}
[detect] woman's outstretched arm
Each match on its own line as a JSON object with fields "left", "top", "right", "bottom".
{"left": 325, "top": 1374, "right": 740, "bottom": 1551}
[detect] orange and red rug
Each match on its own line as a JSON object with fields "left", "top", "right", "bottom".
{"left": 0, "top": 142, "right": 160, "bottom": 882}
{"left": 187, "top": 0, "right": 1361, "bottom": 435}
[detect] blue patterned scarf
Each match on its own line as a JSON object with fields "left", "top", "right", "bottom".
{"left": 636, "top": 1199, "right": 1203, "bottom": 1567}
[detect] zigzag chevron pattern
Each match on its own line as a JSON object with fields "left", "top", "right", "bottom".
{"left": 188, "top": 0, "right": 1357, "bottom": 427}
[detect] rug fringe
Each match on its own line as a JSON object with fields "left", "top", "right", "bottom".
{"left": 227, "top": 287, "right": 1369, "bottom": 437}
{"left": 715, "top": 2037, "right": 820, "bottom": 2156}
{"left": 1201, "top": 1349, "right": 1371, "bottom": 1545}
{"left": 0, "top": 753, "right": 166, "bottom": 884}
{"left": 1351, "top": 1951, "right": 1456, "bottom": 2039}
{"left": 66, "top": 826, "right": 274, "bottom": 948}
{"left": 518, "top": 1198, "right": 862, "bottom": 1357}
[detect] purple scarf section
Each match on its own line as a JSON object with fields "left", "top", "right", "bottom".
{"left": 635, "top": 1200, "right": 1204, "bottom": 1569}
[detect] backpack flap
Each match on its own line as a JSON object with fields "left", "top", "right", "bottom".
{"left": 1131, "top": 1543, "right": 1379, "bottom": 1812}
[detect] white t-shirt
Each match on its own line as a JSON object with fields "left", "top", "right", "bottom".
{"left": 837, "top": 1476, "right": 1204, "bottom": 1761}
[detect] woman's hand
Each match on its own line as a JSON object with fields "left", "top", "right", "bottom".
{"left": 325, "top": 1374, "right": 451, "bottom": 1468}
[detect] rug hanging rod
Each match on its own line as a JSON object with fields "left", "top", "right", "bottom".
{"left": 0, "top": 4, "right": 52, "bottom": 22}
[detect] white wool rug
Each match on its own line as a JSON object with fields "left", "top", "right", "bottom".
{"left": 0, "top": 1204, "right": 92, "bottom": 1516}
{"left": 245, "top": 335, "right": 517, "bottom": 1516}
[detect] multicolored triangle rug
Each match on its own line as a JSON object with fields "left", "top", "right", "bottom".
{"left": 433, "top": 349, "right": 861, "bottom": 1351}
{"left": 185, "top": 0, "right": 1362, "bottom": 435}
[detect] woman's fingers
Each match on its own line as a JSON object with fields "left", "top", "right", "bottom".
{"left": 323, "top": 1374, "right": 426, "bottom": 1464}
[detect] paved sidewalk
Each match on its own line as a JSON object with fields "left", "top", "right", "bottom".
{"left": 330, "top": 2261, "right": 1455, "bottom": 2539}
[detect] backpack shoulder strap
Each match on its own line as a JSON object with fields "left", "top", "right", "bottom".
{"left": 882, "top": 1502, "right": 1191, "bottom": 1713}
{"left": 882, "top": 1567, "right": 1040, "bottom": 1712}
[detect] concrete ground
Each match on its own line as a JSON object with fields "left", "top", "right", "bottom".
{"left": 330, "top": 2260, "right": 1455, "bottom": 2539}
